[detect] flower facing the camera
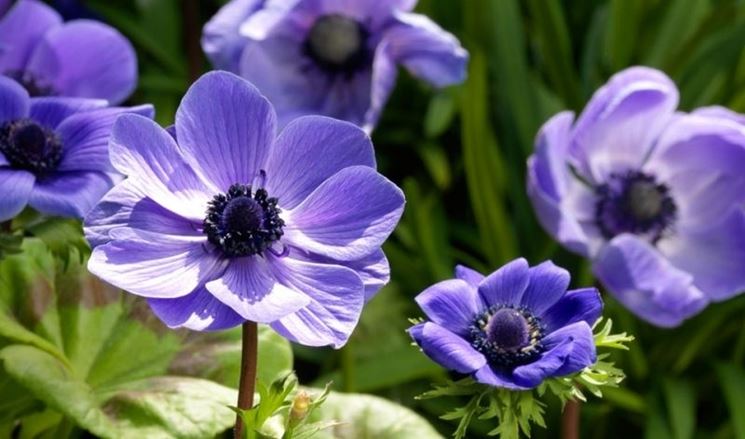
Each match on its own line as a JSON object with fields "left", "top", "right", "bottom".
{"left": 409, "top": 259, "right": 602, "bottom": 389}
{"left": 202, "top": 0, "right": 468, "bottom": 130}
{"left": 84, "top": 71, "right": 405, "bottom": 347}
{"left": 527, "top": 66, "right": 745, "bottom": 327}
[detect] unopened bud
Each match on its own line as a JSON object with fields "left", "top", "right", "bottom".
{"left": 289, "top": 391, "right": 312, "bottom": 426}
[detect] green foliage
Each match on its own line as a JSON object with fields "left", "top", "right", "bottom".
{"left": 419, "top": 319, "right": 633, "bottom": 439}
{"left": 0, "top": 239, "right": 292, "bottom": 438}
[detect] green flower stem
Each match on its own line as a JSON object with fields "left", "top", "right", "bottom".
{"left": 235, "top": 322, "right": 259, "bottom": 439}
{"left": 561, "top": 399, "right": 580, "bottom": 439}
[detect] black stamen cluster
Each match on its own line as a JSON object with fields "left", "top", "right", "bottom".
{"left": 203, "top": 183, "right": 284, "bottom": 257}
{"left": 469, "top": 305, "right": 545, "bottom": 369}
{"left": 0, "top": 119, "right": 62, "bottom": 175}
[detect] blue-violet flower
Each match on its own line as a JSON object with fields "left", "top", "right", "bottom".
{"left": 409, "top": 259, "right": 602, "bottom": 389}
{"left": 84, "top": 71, "right": 405, "bottom": 347}
{"left": 202, "top": 0, "right": 468, "bottom": 131}
{"left": 0, "top": 76, "right": 152, "bottom": 221}
{"left": 0, "top": 0, "right": 137, "bottom": 103}
{"left": 527, "top": 66, "right": 745, "bottom": 327}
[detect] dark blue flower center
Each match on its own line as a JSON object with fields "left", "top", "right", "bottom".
{"left": 5, "top": 70, "right": 56, "bottom": 97}
{"left": 470, "top": 305, "right": 545, "bottom": 369}
{"left": 203, "top": 183, "right": 285, "bottom": 257}
{"left": 595, "top": 171, "right": 677, "bottom": 242}
{"left": 305, "top": 14, "right": 369, "bottom": 74}
{"left": 0, "top": 119, "right": 63, "bottom": 175}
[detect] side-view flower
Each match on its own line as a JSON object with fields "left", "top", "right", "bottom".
{"left": 84, "top": 71, "right": 405, "bottom": 348}
{"left": 409, "top": 258, "right": 602, "bottom": 389}
{"left": 202, "top": 0, "right": 468, "bottom": 130}
{"left": 528, "top": 66, "right": 745, "bottom": 327}
{"left": 0, "top": 0, "right": 137, "bottom": 103}
{"left": 0, "top": 76, "right": 153, "bottom": 221}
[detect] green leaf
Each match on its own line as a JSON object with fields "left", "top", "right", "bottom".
{"left": 661, "top": 379, "right": 695, "bottom": 439}
{"left": 716, "top": 363, "right": 745, "bottom": 439}
{"left": 26, "top": 217, "right": 89, "bottom": 269}
{"left": 643, "top": 0, "right": 710, "bottom": 68}
{"left": 424, "top": 91, "right": 457, "bottom": 138}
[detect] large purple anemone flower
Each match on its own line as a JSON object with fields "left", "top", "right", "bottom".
{"left": 202, "top": 0, "right": 468, "bottom": 130}
{"left": 84, "top": 71, "right": 405, "bottom": 348}
{"left": 527, "top": 66, "right": 745, "bottom": 327}
{"left": 0, "top": 76, "right": 152, "bottom": 221}
{"left": 409, "top": 259, "right": 602, "bottom": 389}
{"left": 0, "top": 0, "right": 137, "bottom": 104}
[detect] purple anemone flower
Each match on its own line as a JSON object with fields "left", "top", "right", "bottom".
{"left": 0, "top": 0, "right": 137, "bottom": 104}
{"left": 0, "top": 76, "right": 152, "bottom": 221}
{"left": 202, "top": 0, "right": 468, "bottom": 130}
{"left": 527, "top": 66, "right": 745, "bottom": 327}
{"left": 84, "top": 71, "right": 405, "bottom": 348}
{"left": 408, "top": 259, "right": 602, "bottom": 389}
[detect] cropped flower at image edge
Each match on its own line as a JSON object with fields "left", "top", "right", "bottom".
{"left": 84, "top": 71, "right": 405, "bottom": 348}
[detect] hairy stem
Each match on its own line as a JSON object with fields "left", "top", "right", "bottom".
{"left": 235, "top": 322, "right": 258, "bottom": 439}
{"left": 561, "top": 399, "right": 581, "bottom": 439}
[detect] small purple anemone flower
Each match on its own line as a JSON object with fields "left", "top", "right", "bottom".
{"left": 202, "top": 0, "right": 468, "bottom": 131}
{"left": 408, "top": 259, "right": 602, "bottom": 389}
{"left": 0, "top": 0, "right": 137, "bottom": 104}
{"left": 84, "top": 71, "right": 405, "bottom": 348}
{"left": 527, "top": 66, "right": 745, "bottom": 327}
{"left": 0, "top": 76, "right": 152, "bottom": 221}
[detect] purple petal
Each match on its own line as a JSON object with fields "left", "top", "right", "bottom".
{"left": 28, "top": 170, "right": 113, "bottom": 218}
{"left": 383, "top": 11, "right": 468, "bottom": 87}
{"left": 264, "top": 115, "right": 375, "bottom": 210}
{"left": 477, "top": 258, "right": 530, "bottom": 308}
{"left": 29, "top": 97, "right": 107, "bottom": 128}
{"left": 84, "top": 179, "right": 201, "bottom": 248}
{"left": 645, "top": 114, "right": 745, "bottom": 229}
{"left": 0, "top": 75, "right": 30, "bottom": 121}
{"left": 659, "top": 209, "right": 745, "bottom": 302}
{"left": 520, "top": 261, "right": 570, "bottom": 316}
{"left": 512, "top": 322, "right": 596, "bottom": 388}
{"left": 364, "top": 41, "right": 397, "bottom": 132}
{"left": 108, "top": 114, "right": 215, "bottom": 221}
{"left": 593, "top": 234, "right": 707, "bottom": 327}
{"left": 541, "top": 288, "right": 603, "bottom": 333}
{"left": 148, "top": 286, "right": 244, "bottom": 331}
{"left": 345, "top": 249, "right": 389, "bottom": 301}
{"left": 408, "top": 322, "right": 486, "bottom": 374}
{"left": 473, "top": 365, "right": 529, "bottom": 390}
{"left": 201, "top": 0, "right": 263, "bottom": 71}
{"left": 0, "top": 0, "right": 62, "bottom": 72}
{"left": 283, "top": 166, "right": 404, "bottom": 261}
{"left": 0, "top": 169, "right": 34, "bottom": 221}
{"left": 692, "top": 106, "right": 745, "bottom": 126}
{"left": 206, "top": 257, "right": 310, "bottom": 323}
{"left": 25, "top": 20, "right": 137, "bottom": 104}
{"left": 570, "top": 67, "right": 678, "bottom": 182}
{"left": 88, "top": 228, "right": 227, "bottom": 299}
{"left": 527, "top": 111, "right": 597, "bottom": 257}
{"left": 269, "top": 258, "right": 365, "bottom": 348}
{"left": 56, "top": 104, "right": 154, "bottom": 173}
{"left": 455, "top": 265, "right": 484, "bottom": 287}
{"left": 415, "top": 279, "right": 483, "bottom": 337}
{"left": 175, "top": 71, "right": 276, "bottom": 191}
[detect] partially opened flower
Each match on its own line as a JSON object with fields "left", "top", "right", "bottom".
{"left": 0, "top": 76, "right": 152, "bottom": 221}
{"left": 527, "top": 66, "right": 745, "bottom": 327}
{"left": 202, "top": 0, "right": 468, "bottom": 130}
{"left": 0, "top": 0, "right": 137, "bottom": 103}
{"left": 409, "top": 259, "right": 602, "bottom": 389}
{"left": 84, "top": 71, "right": 405, "bottom": 347}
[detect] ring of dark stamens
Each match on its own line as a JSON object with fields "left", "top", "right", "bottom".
{"left": 469, "top": 305, "right": 545, "bottom": 369}
{"left": 203, "top": 183, "right": 285, "bottom": 257}
{"left": 5, "top": 70, "right": 56, "bottom": 97}
{"left": 595, "top": 170, "right": 677, "bottom": 243}
{"left": 304, "top": 14, "right": 370, "bottom": 75}
{"left": 0, "top": 119, "right": 62, "bottom": 175}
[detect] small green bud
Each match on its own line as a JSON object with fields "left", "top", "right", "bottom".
{"left": 289, "top": 391, "right": 312, "bottom": 426}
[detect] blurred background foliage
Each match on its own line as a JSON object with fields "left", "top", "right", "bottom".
{"left": 2, "top": 0, "right": 745, "bottom": 438}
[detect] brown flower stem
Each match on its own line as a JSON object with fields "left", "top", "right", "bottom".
{"left": 234, "top": 321, "right": 258, "bottom": 439}
{"left": 561, "top": 399, "right": 581, "bottom": 439}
